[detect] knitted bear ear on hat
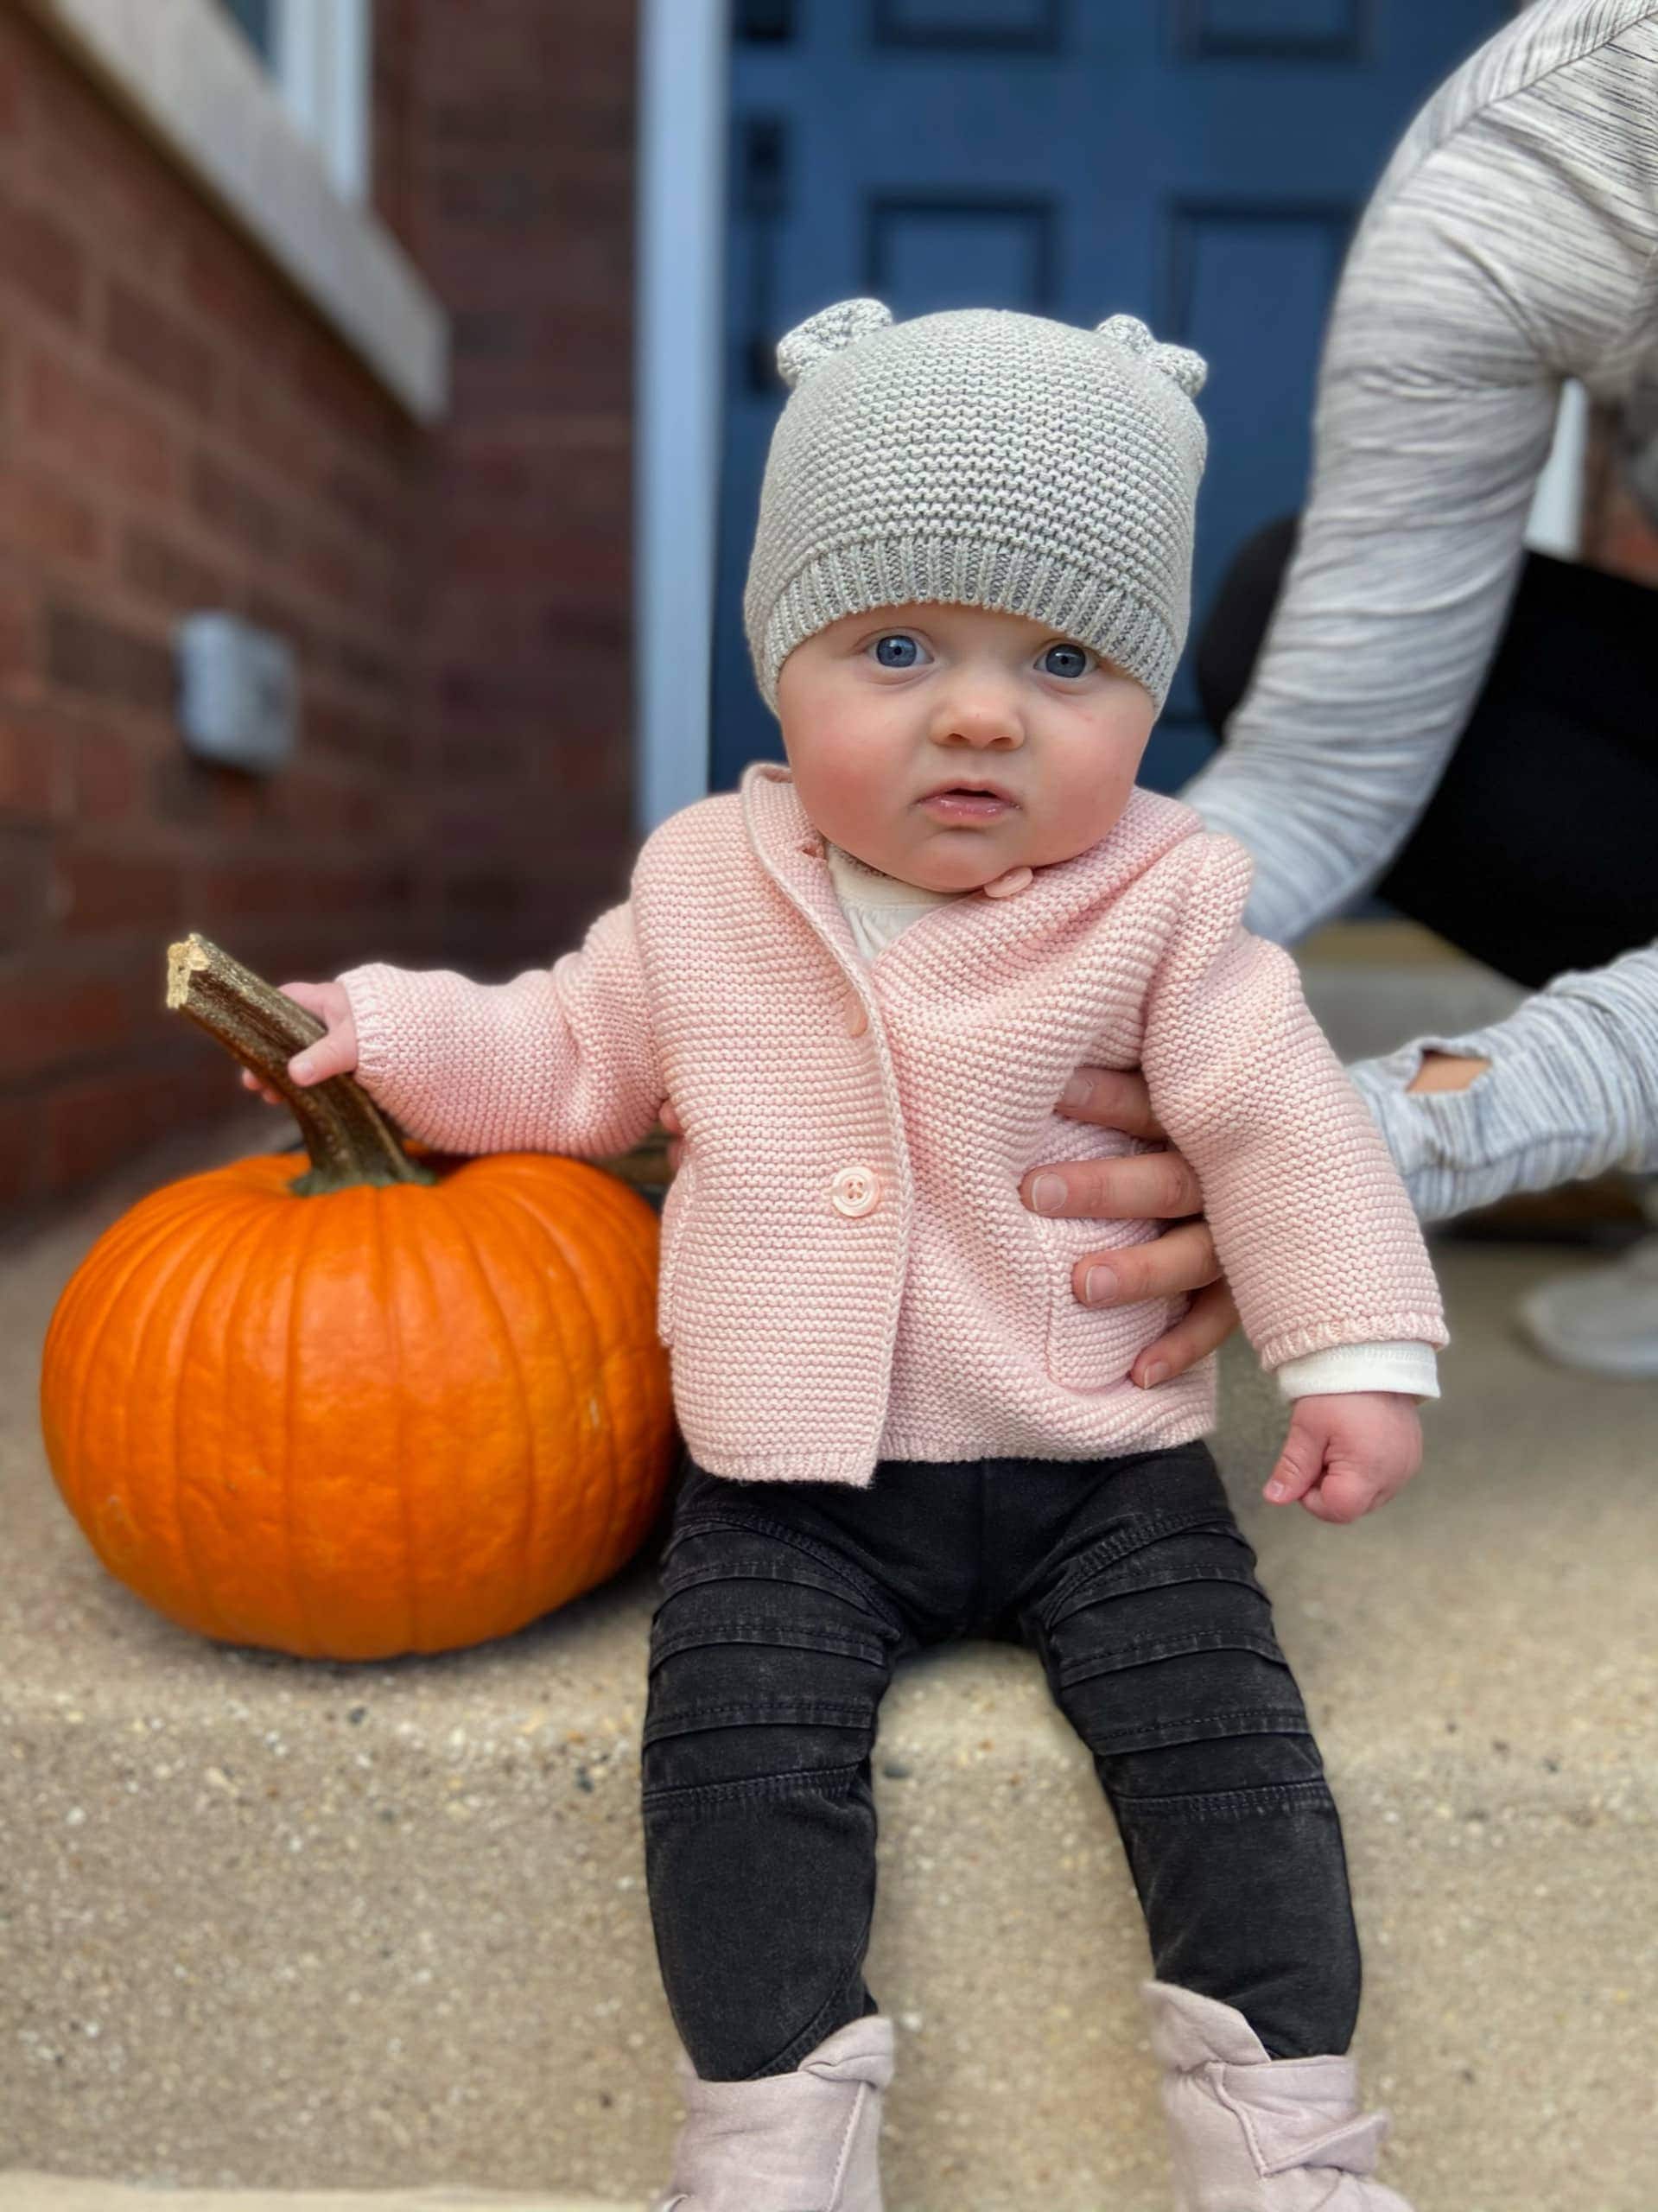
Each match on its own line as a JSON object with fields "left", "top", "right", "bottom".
{"left": 1094, "top": 313, "right": 1208, "bottom": 398}
{"left": 776, "top": 298, "right": 895, "bottom": 390}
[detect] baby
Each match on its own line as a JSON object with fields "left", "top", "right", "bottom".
{"left": 247, "top": 299, "right": 1445, "bottom": 2210}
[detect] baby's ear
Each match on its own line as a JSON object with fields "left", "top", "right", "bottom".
{"left": 777, "top": 298, "right": 894, "bottom": 390}
{"left": 1094, "top": 313, "right": 1207, "bottom": 398}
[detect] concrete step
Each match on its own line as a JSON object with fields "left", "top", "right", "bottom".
{"left": 0, "top": 2184, "right": 622, "bottom": 2211}
{"left": 3, "top": 1112, "right": 1655, "bottom": 2212}
{"left": 1295, "top": 925, "right": 1524, "bottom": 1068}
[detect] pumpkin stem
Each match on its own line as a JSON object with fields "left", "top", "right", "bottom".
{"left": 166, "top": 933, "right": 438, "bottom": 1194}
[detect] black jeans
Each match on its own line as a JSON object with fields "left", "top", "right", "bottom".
{"left": 640, "top": 1440, "right": 1360, "bottom": 2082}
{"left": 1197, "top": 518, "right": 1658, "bottom": 989}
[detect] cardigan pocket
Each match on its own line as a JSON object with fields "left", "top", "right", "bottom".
{"left": 1030, "top": 1211, "right": 1185, "bottom": 1394}
{"left": 655, "top": 1154, "right": 696, "bottom": 1347}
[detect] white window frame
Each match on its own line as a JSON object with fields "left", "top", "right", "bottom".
{"left": 264, "top": 0, "right": 372, "bottom": 209}
{"left": 19, "top": 0, "right": 444, "bottom": 421}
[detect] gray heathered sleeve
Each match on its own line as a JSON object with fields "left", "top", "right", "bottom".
{"left": 1344, "top": 941, "right": 1658, "bottom": 1222}
{"left": 1174, "top": 5, "right": 1658, "bottom": 1221}
{"left": 1179, "top": 6, "right": 1658, "bottom": 948}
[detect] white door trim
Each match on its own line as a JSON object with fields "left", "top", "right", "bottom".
{"left": 633, "top": 0, "right": 733, "bottom": 837}
{"left": 1523, "top": 379, "right": 1589, "bottom": 561}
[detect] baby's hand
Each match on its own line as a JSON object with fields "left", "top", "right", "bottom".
{"left": 238, "top": 981, "right": 359, "bottom": 1105}
{"left": 1263, "top": 1392, "right": 1422, "bottom": 1524}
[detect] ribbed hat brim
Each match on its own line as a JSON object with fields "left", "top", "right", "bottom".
{"left": 755, "top": 534, "right": 1181, "bottom": 712}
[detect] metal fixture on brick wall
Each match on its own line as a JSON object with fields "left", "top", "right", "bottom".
{"left": 175, "top": 612, "right": 298, "bottom": 774}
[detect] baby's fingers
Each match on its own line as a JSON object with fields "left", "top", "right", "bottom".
{"left": 1264, "top": 1425, "right": 1325, "bottom": 1506}
{"left": 288, "top": 1032, "right": 356, "bottom": 1086}
{"left": 238, "top": 1067, "right": 288, "bottom": 1107}
{"left": 1299, "top": 1469, "right": 1377, "bottom": 1525}
{"left": 231, "top": 980, "right": 354, "bottom": 1096}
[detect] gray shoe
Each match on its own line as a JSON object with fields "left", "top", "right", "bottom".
{"left": 650, "top": 2014, "right": 895, "bottom": 2212}
{"left": 1517, "top": 1230, "right": 1658, "bottom": 1378}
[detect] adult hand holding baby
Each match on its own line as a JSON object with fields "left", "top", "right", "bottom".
{"left": 1023, "top": 1052, "right": 1487, "bottom": 1388}
{"left": 1021, "top": 1063, "right": 1239, "bottom": 1389}
{"left": 238, "top": 980, "right": 359, "bottom": 1105}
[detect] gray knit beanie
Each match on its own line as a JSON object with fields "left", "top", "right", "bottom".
{"left": 743, "top": 299, "right": 1208, "bottom": 714}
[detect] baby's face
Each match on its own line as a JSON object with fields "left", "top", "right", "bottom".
{"left": 774, "top": 602, "right": 1157, "bottom": 892}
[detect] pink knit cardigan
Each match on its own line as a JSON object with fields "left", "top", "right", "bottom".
{"left": 338, "top": 762, "right": 1447, "bottom": 1487}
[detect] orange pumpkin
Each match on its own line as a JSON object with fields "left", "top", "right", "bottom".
{"left": 37, "top": 934, "right": 676, "bottom": 1661}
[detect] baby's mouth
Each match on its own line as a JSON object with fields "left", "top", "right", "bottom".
{"left": 919, "top": 785, "right": 1018, "bottom": 819}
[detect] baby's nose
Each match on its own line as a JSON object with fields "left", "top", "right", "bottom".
{"left": 935, "top": 698, "right": 1024, "bottom": 747}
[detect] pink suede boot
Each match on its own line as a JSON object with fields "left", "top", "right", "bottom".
{"left": 649, "top": 2013, "right": 895, "bottom": 2212}
{"left": 1143, "top": 1981, "right": 1413, "bottom": 2210}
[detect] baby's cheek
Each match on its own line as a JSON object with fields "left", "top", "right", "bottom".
{"left": 790, "top": 751, "right": 900, "bottom": 861}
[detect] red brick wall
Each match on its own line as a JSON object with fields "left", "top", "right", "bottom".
{"left": 393, "top": 0, "right": 639, "bottom": 951}
{"left": 0, "top": 0, "right": 638, "bottom": 1224}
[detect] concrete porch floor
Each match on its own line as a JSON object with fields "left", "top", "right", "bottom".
{"left": 2, "top": 1103, "right": 1654, "bottom": 2212}
{"left": 0, "top": 2185, "right": 612, "bottom": 2210}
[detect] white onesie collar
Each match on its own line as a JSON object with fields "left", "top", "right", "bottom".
{"left": 824, "top": 842, "right": 963, "bottom": 913}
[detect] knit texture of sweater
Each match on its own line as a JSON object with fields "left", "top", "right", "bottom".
{"left": 823, "top": 840, "right": 1439, "bottom": 1402}
{"left": 336, "top": 766, "right": 1446, "bottom": 1488}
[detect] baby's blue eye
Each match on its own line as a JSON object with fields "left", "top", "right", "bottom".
{"left": 873, "top": 634, "right": 921, "bottom": 669}
{"left": 1042, "top": 643, "right": 1090, "bottom": 679}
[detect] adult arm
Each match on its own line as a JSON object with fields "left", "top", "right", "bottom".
{"left": 1031, "top": 932, "right": 1658, "bottom": 1382}
{"left": 1017, "top": 12, "right": 1658, "bottom": 1370}
{"left": 1179, "top": 10, "right": 1658, "bottom": 945}
{"left": 1022, "top": 1041, "right": 1486, "bottom": 1388}
{"left": 1346, "top": 938, "right": 1658, "bottom": 1220}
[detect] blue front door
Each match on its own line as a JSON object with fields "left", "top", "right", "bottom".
{"left": 712, "top": 0, "right": 1511, "bottom": 794}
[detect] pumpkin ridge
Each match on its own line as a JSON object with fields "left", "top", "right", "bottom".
{"left": 42, "top": 1207, "right": 132, "bottom": 1486}
{"left": 167, "top": 1188, "right": 283, "bottom": 1644}
{"left": 212, "top": 1177, "right": 312, "bottom": 1647}
{"left": 115, "top": 1195, "right": 238, "bottom": 1639}
{"left": 576, "top": 1172, "right": 662, "bottom": 1556}
{"left": 505, "top": 1166, "right": 658, "bottom": 1581}
{"left": 45, "top": 1220, "right": 140, "bottom": 1562}
{"left": 492, "top": 1171, "right": 622, "bottom": 1584}
{"left": 499, "top": 1163, "right": 664, "bottom": 1606}
{"left": 54, "top": 1194, "right": 245, "bottom": 1616}
{"left": 48, "top": 1185, "right": 264, "bottom": 1395}
{"left": 44, "top": 1198, "right": 155, "bottom": 1503}
{"left": 280, "top": 1179, "right": 338, "bottom": 1656}
{"left": 409, "top": 1176, "right": 534, "bottom": 1640}
{"left": 504, "top": 1162, "right": 657, "bottom": 1344}
{"left": 441, "top": 1178, "right": 549, "bottom": 1637}
{"left": 594, "top": 1167, "right": 660, "bottom": 1328}
{"left": 507, "top": 1175, "right": 598, "bottom": 1605}
{"left": 368, "top": 1180, "right": 419, "bottom": 1653}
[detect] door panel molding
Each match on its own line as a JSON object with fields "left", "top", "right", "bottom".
{"left": 1170, "top": 0, "right": 1367, "bottom": 63}
{"left": 867, "top": 192, "right": 1060, "bottom": 314}
{"left": 872, "top": 0, "right": 1064, "bottom": 53}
